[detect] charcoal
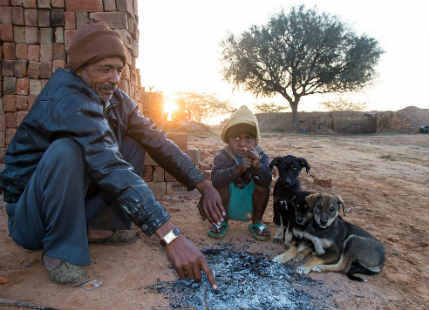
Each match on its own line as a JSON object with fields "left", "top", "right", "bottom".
{"left": 146, "top": 245, "right": 335, "bottom": 310}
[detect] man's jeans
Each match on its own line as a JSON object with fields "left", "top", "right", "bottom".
{"left": 6, "top": 137, "right": 145, "bottom": 266}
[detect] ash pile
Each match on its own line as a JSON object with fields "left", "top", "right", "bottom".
{"left": 147, "top": 246, "right": 335, "bottom": 310}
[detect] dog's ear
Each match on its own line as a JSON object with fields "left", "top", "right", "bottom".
{"left": 306, "top": 192, "right": 321, "bottom": 207}
{"left": 269, "top": 157, "right": 283, "bottom": 170}
{"left": 336, "top": 195, "right": 345, "bottom": 215}
{"left": 298, "top": 158, "right": 311, "bottom": 174}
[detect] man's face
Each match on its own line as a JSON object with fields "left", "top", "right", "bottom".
{"left": 77, "top": 57, "right": 124, "bottom": 102}
{"left": 227, "top": 132, "right": 256, "bottom": 157}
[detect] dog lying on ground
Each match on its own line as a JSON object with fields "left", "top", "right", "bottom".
{"left": 270, "top": 155, "right": 311, "bottom": 245}
{"left": 295, "top": 193, "right": 386, "bottom": 281}
{"left": 273, "top": 191, "right": 314, "bottom": 263}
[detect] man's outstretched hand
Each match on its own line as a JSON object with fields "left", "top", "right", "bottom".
{"left": 195, "top": 179, "right": 225, "bottom": 225}
{"left": 156, "top": 221, "right": 218, "bottom": 290}
{"left": 165, "top": 235, "right": 217, "bottom": 289}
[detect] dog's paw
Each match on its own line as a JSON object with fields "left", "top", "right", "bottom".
{"left": 296, "top": 266, "right": 311, "bottom": 275}
{"left": 312, "top": 265, "right": 324, "bottom": 272}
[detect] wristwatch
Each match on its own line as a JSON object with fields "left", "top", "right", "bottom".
{"left": 160, "top": 227, "right": 181, "bottom": 246}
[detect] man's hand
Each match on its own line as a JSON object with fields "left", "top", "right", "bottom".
{"left": 195, "top": 179, "right": 225, "bottom": 225}
{"left": 237, "top": 157, "right": 252, "bottom": 174}
{"left": 165, "top": 235, "right": 217, "bottom": 289}
{"left": 156, "top": 221, "right": 218, "bottom": 289}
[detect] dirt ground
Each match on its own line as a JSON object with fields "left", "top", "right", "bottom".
{"left": 0, "top": 133, "right": 428, "bottom": 310}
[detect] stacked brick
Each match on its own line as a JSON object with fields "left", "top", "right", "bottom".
{"left": 0, "top": 0, "right": 140, "bottom": 161}
{"left": 144, "top": 133, "right": 201, "bottom": 198}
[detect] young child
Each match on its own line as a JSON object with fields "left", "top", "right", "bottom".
{"left": 209, "top": 106, "right": 272, "bottom": 240}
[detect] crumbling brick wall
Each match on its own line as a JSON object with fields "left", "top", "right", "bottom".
{"left": 0, "top": 0, "right": 140, "bottom": 160}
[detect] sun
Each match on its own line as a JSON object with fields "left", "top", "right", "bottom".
{"left": 163, "top": 99, "right": 178, "bottom": 121}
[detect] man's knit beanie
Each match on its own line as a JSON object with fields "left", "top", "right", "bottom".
{"left": 67, "top": 22, "right": 127, "bottom": 71}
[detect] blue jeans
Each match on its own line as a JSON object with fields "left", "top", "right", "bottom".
{"left": 6, "top": 136, "right": 145, "bottom": 266}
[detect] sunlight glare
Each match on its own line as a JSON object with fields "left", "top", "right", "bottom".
{"left": 164, "top": 99, "right": 178, "bottom": 121}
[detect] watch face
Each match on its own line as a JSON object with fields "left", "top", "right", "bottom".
{"left": 161, "top": 227, "right": 181, "bottom": 246}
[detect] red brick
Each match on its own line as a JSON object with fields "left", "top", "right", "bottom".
{"left": 142, "top": 166, "right": 153, "bottom": 182}
{"left": 27, "top": 44, "right": 40, "bottom": 61}
{"left": 40, "top": 44, "right": 52, "bottom": 62}
{"left": 89, "top": 12, "right": 128, "bottom": 29}
{"left": 16, "top": 77, "right": 29, "bottom": 95}
{"left": 75, "top": 11, "right": 88, "bottom": 27}
{"left": 12, "top": 7, "right": 24, "bottom": 25}
{"left": 37, "top": 0, "right": 50, "bottom": 8}
{"left": 64, "top": 29, "right": 76, "bottom": 50}
{"left": 29, "top": 78, "right": 41, "bottom": 95}
{"left": 39, "top": 62, "right": 51, "bottom": 78}
{"left": 24, "top": 8, "right": 37, "bottom": 26}
{"left": 53, "top": 43, "right": 65, "bottom": 59}
{"left": 40, "top": 78, "right": 48, "bottom": 88}
{"left": 11, "top": 0, "right": 23, "bottom": 5}
{"left": 65, "top": 0, "right": 102, "bottom": 12}
{"left": 23, "top": 0, "right": 36, "bottom": 8}
{"left": 103, "top": 0, "right": 116, "bottom": 11}
{"left": 64, "top": 11, "right": 75, "bottom": 29}
{"left": 40, "top": 27, "right": 52, "bottom": 43}
{"left": 0, "top": 24, "right": 14, "bottom": 42}
{"left": 52, "top": 59, "right": 64, "bottom": 72}
{"left": 27, "top": 94, "right": 37, "bottom": 108}
{"left": 0, "top": 0, "right": 10, "bottom": 6}
{"left": 13, "top": 26, "right": 25, "bottom": 43}
{"left": 0, "top": 130, "right": 4, "bottom": 148}
{"left": 5, "top": 112, "right": 17, "bottom": 128}
{"left": 153, "top": 166, "right": 165, "bottom": 182}
{"left": 54, "top": 27, "right": 63, "bottom": 43}
{"left": 0, "top": 6, "right": 12, "bottom": 24}
{"left": 116, "top": 0, "right": 133, "bottom": 15}
{"left": 147, "top": 182, "right": 166, "bottom": 199}
{"left": 3, "top": 95, "right": 17, "bottom": 112}
{"left": 25, "top": 26, "right": 38, "bottom": 44}
{"left": 165, "top": 171, "right": 176, "bottom": 182}
{"left": 50, "top": 8, "right": 64, "bottom": 26}
{"left": 27, "top": 61, "right": 40, "bottom": 78}
{"left": 6, "top": 128, "right": 17, "bottom": 144}
{"left": 16, "top": 95, "right": 28, "bottom": 110}
{"left": 3, "top": 76, "right": 16, "bottom": 94}
{"left": 14, "top": 59, "right": 27, "bottom": 77}
{"left": 17, "top": 110, "right": 27, "bottom": 126}
{"left": 2, "top": 60, "right": 15, "bottom": 76}
{"left": 3, "top": 42, "right": 16, "bottom": 60}
{"left": 51, "top": 0, "right": 64, "bottom": 8}
{"left": 16, "top": 43, "right": 27, "bottom": 59}
{"left": 38, "top": 9, "right": 50, "bottom": 27}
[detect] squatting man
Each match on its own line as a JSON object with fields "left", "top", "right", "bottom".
{"left": 0, "top": 22, "right": 225, "bottom": 288}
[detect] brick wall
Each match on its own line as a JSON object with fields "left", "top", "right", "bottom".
{"left": 0, "top": 0, "right": 140, "bottom": 160}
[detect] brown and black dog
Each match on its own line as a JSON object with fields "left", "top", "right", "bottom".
{"left": 295, "top": 193, "right": 386, "bottom": 281}
{"left": 273, "top": 191, "right": 314, "bottom": 264}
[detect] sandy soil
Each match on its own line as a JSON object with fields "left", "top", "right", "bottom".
{"left": 0, "top": 133, "right": 428, "bottom": 310}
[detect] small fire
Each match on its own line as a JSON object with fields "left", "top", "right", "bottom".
{"left": 164, "top": 99, "right": 178, "bottom": 121}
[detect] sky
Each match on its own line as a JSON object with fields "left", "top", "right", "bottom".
{"left": 137, "top": 0, "right": 429, "bottom": 117}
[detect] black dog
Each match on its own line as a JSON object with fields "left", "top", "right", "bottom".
{"left": 270, "top": 155, "right": 311, "bottom": 245}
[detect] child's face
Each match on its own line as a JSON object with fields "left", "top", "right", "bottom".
{"left": 228, "top": 132, "right": 256, "bottom": 157}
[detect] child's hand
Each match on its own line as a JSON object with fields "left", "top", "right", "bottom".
{"left": 247, "top": 148, "right": 260, "bottom": 168}
{"left": 238, "top": 157, "right": 252, "bottom": 174}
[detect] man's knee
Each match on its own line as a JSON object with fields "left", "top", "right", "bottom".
{"left": 46, "top": 138, "right": 84, "bottom": 165}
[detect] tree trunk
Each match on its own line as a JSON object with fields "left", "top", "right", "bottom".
{"left": 291, "top": 102, "right": 299, "bottom": 131}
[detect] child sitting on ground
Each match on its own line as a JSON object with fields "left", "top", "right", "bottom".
{"left": 208, "top": 106, "right": 272, "bottom": 240}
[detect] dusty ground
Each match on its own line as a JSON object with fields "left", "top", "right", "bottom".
{"left": 0, "top": 133, "right": 428, "bottom": 310}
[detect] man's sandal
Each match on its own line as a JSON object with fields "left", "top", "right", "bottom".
{"left": 208, "top": 221, "right": 229, "bottom": 239}
{"left": 248, "top": 223, "right": 271, "bottom": 241}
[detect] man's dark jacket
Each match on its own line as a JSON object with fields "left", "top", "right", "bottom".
{"left": 0, "top": 68, "right": 205, "bottom": 236}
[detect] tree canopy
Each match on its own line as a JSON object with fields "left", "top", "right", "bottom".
{"left": 221, "top": 5, "right": 383, "bottom": 129}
